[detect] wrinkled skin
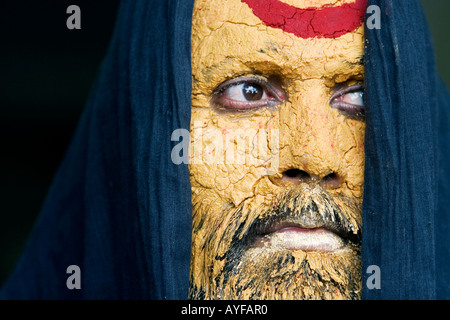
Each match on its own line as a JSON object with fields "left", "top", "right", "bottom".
{"left": 189, "top": 0, "right": 365, "bottom": 300}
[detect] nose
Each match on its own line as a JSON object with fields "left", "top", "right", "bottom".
{"left": 268, "top": 79, "right": 351, "bottom": 191}
{"left": 280, "top": 168, "right": 344, "bottom": 189}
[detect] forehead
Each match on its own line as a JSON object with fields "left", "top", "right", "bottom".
{"left": 192, "top": 0, "right": 364, "bottom": 81}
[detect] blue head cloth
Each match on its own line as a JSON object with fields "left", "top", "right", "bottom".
{"left": 1, "top": 0, "right": 449, "bottom": 299}
{"left": 362, "top": 0, "right": 450, "bottom": 299}
{"left": 0, "top": 0, "right": 195, "bottom": 299}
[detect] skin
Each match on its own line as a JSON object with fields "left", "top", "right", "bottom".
{"left": 189, "top": 0, "right": 365, "bottom": 300}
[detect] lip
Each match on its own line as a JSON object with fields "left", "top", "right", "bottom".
{"left": 253, "top": 226, "right": 345, "bottom": 252}
{"left": 243, "top": 189, "right": 362, "bottom": 253}
{"left": 251, "top": 215, "right": 358, "bottom": 252}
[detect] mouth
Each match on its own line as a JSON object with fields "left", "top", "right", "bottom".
{"left": 248, "top": 200, "right": 361, "bottom": 253}
{"left": 222, "top": 186, "right": 362, "bottom": 257}
{"left": 253, "top": 225, "right": 346, "bottom": 252}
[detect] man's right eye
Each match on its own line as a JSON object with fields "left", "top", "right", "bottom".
{"left": 211, "top": 76, "right": 285, "bottom": 111}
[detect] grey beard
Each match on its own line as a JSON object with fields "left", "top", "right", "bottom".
{"left": 189, "top": 184, "right": 362, "bottom": 300}
{"left": 190, "top": 247, "right": 361, "bottom": 300}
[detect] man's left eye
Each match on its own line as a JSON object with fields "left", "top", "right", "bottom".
{"left": 340, "top": 91, "right": 364, "bottom": 106}
{"left": 211, "top": 76, "right": 285, "bottom": 110}
{"left": 329, "top": 84, "right": 365, "bottom": 119}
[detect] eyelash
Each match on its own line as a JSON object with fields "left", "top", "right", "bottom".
{"left": 211, "top": 76, "right": 285, "bottom": 111}
{"left": 329, "top": 84, "right": 365, "bottom": 119}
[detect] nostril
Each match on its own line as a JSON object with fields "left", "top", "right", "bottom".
{"left": 323, "top": 172, "right": 338, "bottom": 181}
{"left": 279, "top": 169, "right": 343, "bottom": 188}
{"left": 320, "top": 172, "right": 343, "bottom": 189}
{"left": 282, "top": 169, "right": 310, "bottom": 182}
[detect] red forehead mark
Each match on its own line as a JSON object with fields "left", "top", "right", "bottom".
{"left": 241, "top": 0, "right": 367, "bottom": 39}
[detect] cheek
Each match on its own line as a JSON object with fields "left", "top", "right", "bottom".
{"left": 337, "top": 120, "right": 366, "bottom": 196}
{"left": 189, "top": 109, "right": 280, "bottom": 206}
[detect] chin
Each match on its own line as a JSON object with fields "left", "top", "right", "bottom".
{"left": 190, "top": 246, "right": 361, "bottom": 300}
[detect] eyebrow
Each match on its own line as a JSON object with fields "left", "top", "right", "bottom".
{"left": 351, "top": 56, "right": 364, "bottom": 66}
{"left": 200, "top": 56, "right": 282, "bottom": 84}
{"left": 208, "top": 53, "right": 291, "bottom": 70}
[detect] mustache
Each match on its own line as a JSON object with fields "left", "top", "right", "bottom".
{"left": 253, "top": 187, "right": 361, "bottom": 243}
{"left": 223, "top": 184, "right": 362, "bottom": 257}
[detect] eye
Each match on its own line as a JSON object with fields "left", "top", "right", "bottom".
{"left": 211, "top": 76, "right": 285, "bottom": 110}
{"left": 330, "top": 84, "right": 365, "bottom": 120}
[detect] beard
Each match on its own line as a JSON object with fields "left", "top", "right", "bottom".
{"left": 189, "top": 183, "right": 362, "bottom": 300}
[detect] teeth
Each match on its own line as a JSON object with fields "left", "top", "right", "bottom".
{"left": 261, "top": 228, "right": 345, "bottom": 252}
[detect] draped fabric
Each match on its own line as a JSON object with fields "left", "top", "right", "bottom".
{"left": 0, "top": 0, "right": 195, "bottom": 299}
{"left": 362, "top": 0, "right": 450, "bottom": 299}
{"left": 1, "top": 0, "right": 449, "bottom": 300}
{"left": 436, "top": 79, "right": 450, "bottom": 299}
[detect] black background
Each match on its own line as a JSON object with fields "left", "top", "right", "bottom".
{"left": 1, "top": 0, "right": 449, "bottom": 287}
{"left": 0, "top": 0, "right": 121, "bottom": 286}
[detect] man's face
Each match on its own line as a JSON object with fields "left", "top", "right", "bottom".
{"left": 189, "top": 0, "right": 365, "bottom": 299}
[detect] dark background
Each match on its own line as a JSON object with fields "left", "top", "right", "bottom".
{"left": 1, "top": 1, "right": 449, "bottom": 287}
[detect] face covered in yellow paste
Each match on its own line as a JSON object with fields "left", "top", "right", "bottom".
{"left": 189, "top": 0, "right": 365, "bottom": 300}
